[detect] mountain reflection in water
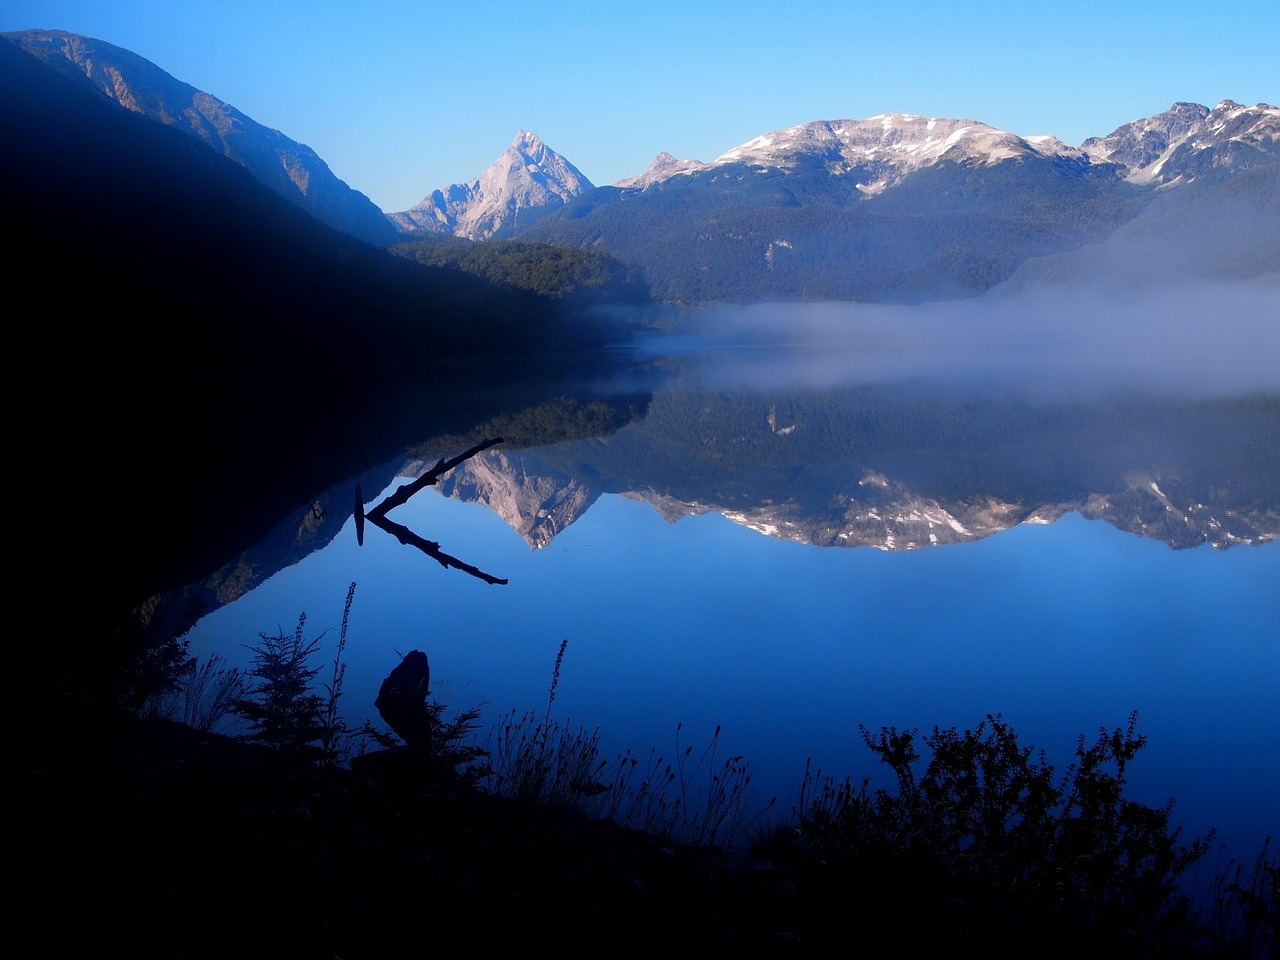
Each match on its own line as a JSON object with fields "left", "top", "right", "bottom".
{"left": 181, "top": 329, "right": 1278, "bottom": 869}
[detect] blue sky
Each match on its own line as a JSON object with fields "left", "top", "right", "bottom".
{"left": 5, "top": 1, "right": 1276, "bottom": 213}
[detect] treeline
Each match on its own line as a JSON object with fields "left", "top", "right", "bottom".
{"left": 390, "top": 236, "right": 652, "bottom": 307}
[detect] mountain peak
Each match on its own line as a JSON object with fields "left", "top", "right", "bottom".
{"left": 612, "top": 151, "right": 703, "bottom": 188}
{"left": 389, "top": 131, "right": 593, "bottom": 240}
{"left": 689, "top": 114, "right": 1054, "bottom": 196}
{"left": 1082, "top": 100, "right": 1280, "bottom": 184}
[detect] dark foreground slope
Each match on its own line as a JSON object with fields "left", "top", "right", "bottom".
{"left": 28, "top": 705, "right": 1263, "bottom": 959}
{"left": 28, "top": 713, "right": 797, "bottom": 959}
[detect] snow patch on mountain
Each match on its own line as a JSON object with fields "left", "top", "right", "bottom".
{"left": 644, "top": 114, "right": 1085, "bottom": 192}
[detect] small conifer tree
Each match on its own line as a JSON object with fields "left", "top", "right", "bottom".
{"left": 233, "top": 613, "right": 326, "bottom": 759}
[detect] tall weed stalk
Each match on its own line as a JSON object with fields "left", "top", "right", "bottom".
{"left": 318, "top": 581, "right": 358, "bottom": 765}
{"left": 139, "top": 651, "right": 246, "bottom": 734}
{"left": 179, "top": 653, "right": 247, "bottom": 733}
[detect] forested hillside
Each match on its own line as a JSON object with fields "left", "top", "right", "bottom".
{"left": 520, "top": 156, "right": 1148, "bottom": 302}
{"left": 390, "top": 237, "right": 651, "bottom": 307}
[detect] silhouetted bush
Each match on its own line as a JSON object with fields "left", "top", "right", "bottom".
{"left": 790, "top": 711, "right": 1217, "bottom": 953}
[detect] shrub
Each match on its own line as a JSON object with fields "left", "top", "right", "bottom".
{"left": 124, "top": 634, "right": 197, "bottom": 715}
{"left": 360, "top": 674, "right": 492, "bottom": 787}
{"left": 791, "top": 711, "right": 1214, "bottom": 952}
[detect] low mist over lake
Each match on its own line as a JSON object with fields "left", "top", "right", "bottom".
{"left": 648, "top": 280, "right": 1280, "bottom": 398}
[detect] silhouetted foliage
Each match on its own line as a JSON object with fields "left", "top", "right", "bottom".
{"left": 139, "top": 652, "right": 246, "bottom": 733}
{"left": 792, "top": 712, "right": 1215, "bottom": 954}
{"left": 1207, "top": 837, "right": 1279, "bottom": 958}
{"left": 232, "top": 614, "right": 327, "bottom": 759}
{"left": 116, "top": 634, "right": 196, "bottom": 715}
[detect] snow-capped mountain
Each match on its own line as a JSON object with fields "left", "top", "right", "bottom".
{"left": 387, "top": 131, "right": 593, "bottom": 240}
{"left": 514, "top": 100, "right": 1279, "bottom": 301}
{"left": 5, "top": 29, "right": 399, "bottom": 247}
{"left": 677, "top": 114, "right": 1089, "bottom": 196}
{"left": 1082, "top": 100, "right": 1280, "bottom": 184}
{"left": 1079, "top": 102, "right": 1209, "bottom": 178}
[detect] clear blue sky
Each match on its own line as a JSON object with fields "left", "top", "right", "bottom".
{"left": 5, "top": 1, "right": 1276, "bottom": 213}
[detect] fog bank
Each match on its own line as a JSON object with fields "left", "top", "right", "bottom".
{"left": 638, "top": 278, "right": 1280, "bottom": 400}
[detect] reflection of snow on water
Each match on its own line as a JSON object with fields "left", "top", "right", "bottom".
{"left": 185, "top": 489, "right": 1280, "bottom": 867}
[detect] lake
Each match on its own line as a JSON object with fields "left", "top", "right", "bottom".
{"left": 180, "top": 303, "right": 1279, "bottom": 869}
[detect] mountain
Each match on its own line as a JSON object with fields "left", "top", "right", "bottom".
{"left": 612, "top": 151, "right": 703, "bottom": 188}
{"left": 684, "top": 113, "right": 1090, "bottom": 195}
{"left": 387, "top": 103, "right": 1276, "bottom": 303}
{"left": 517, "top": 120, "right": 1145, "bottom": 303}
{"left": 388, "top": 131, "right": 593, "bottom": 240}
{"left": 2, "top": 34, "right": 596, "bottom": 380}
{"left": 430, "top": 449, "right": 599, "bottom": 549}
{"left": 5, "top": 28, "right": 399, "bottom": 247}
{"left": 1000, "top": 100, "right": 1280, "bottom": 288}
{"left": 997, "top": 162, "right": 1280, "bottom": 289}
{"left": 1082, "top": 100, "right": 1280, "bottom": 185}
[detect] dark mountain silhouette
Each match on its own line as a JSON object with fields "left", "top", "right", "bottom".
{"left": 2, "top": 37, "right": 627, "bottom": 694}
{"left": 7, "top": 28, "right": 400, "bottom": 247}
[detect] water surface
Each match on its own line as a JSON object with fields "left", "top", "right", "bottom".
{"left": 186, "top": 471, "right": 1279, "bottom": 863}
{"left": 183, "top": 315, "right": 1279, "bottom": 864}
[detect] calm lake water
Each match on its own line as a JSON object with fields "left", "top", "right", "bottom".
{"left": 182, "top": 310, "right": 1280, "bottom": 866}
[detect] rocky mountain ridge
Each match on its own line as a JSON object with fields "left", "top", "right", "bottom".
{"left": 612, "top": 151, "right": 705, "bottom": 188}
{"left": 517, "top": 100, "right": 1278, "bottom": 301}
{"left": 619, "top": 100, "right": 1278, "bottom": 193}
{"left": 1081, "top": 99, "right": 1280, "bottom": 184}
{"left": 6, "top": 28, "right": 399, "bottom": 247}
{"left": 387, "top": 130, "right": 594, "bottom": 240}
{"left": 678, "top": 113, "right": 1089, "bottom": 196}
{"left": 421, "top": 449, "right": 599, "bottom": 549}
